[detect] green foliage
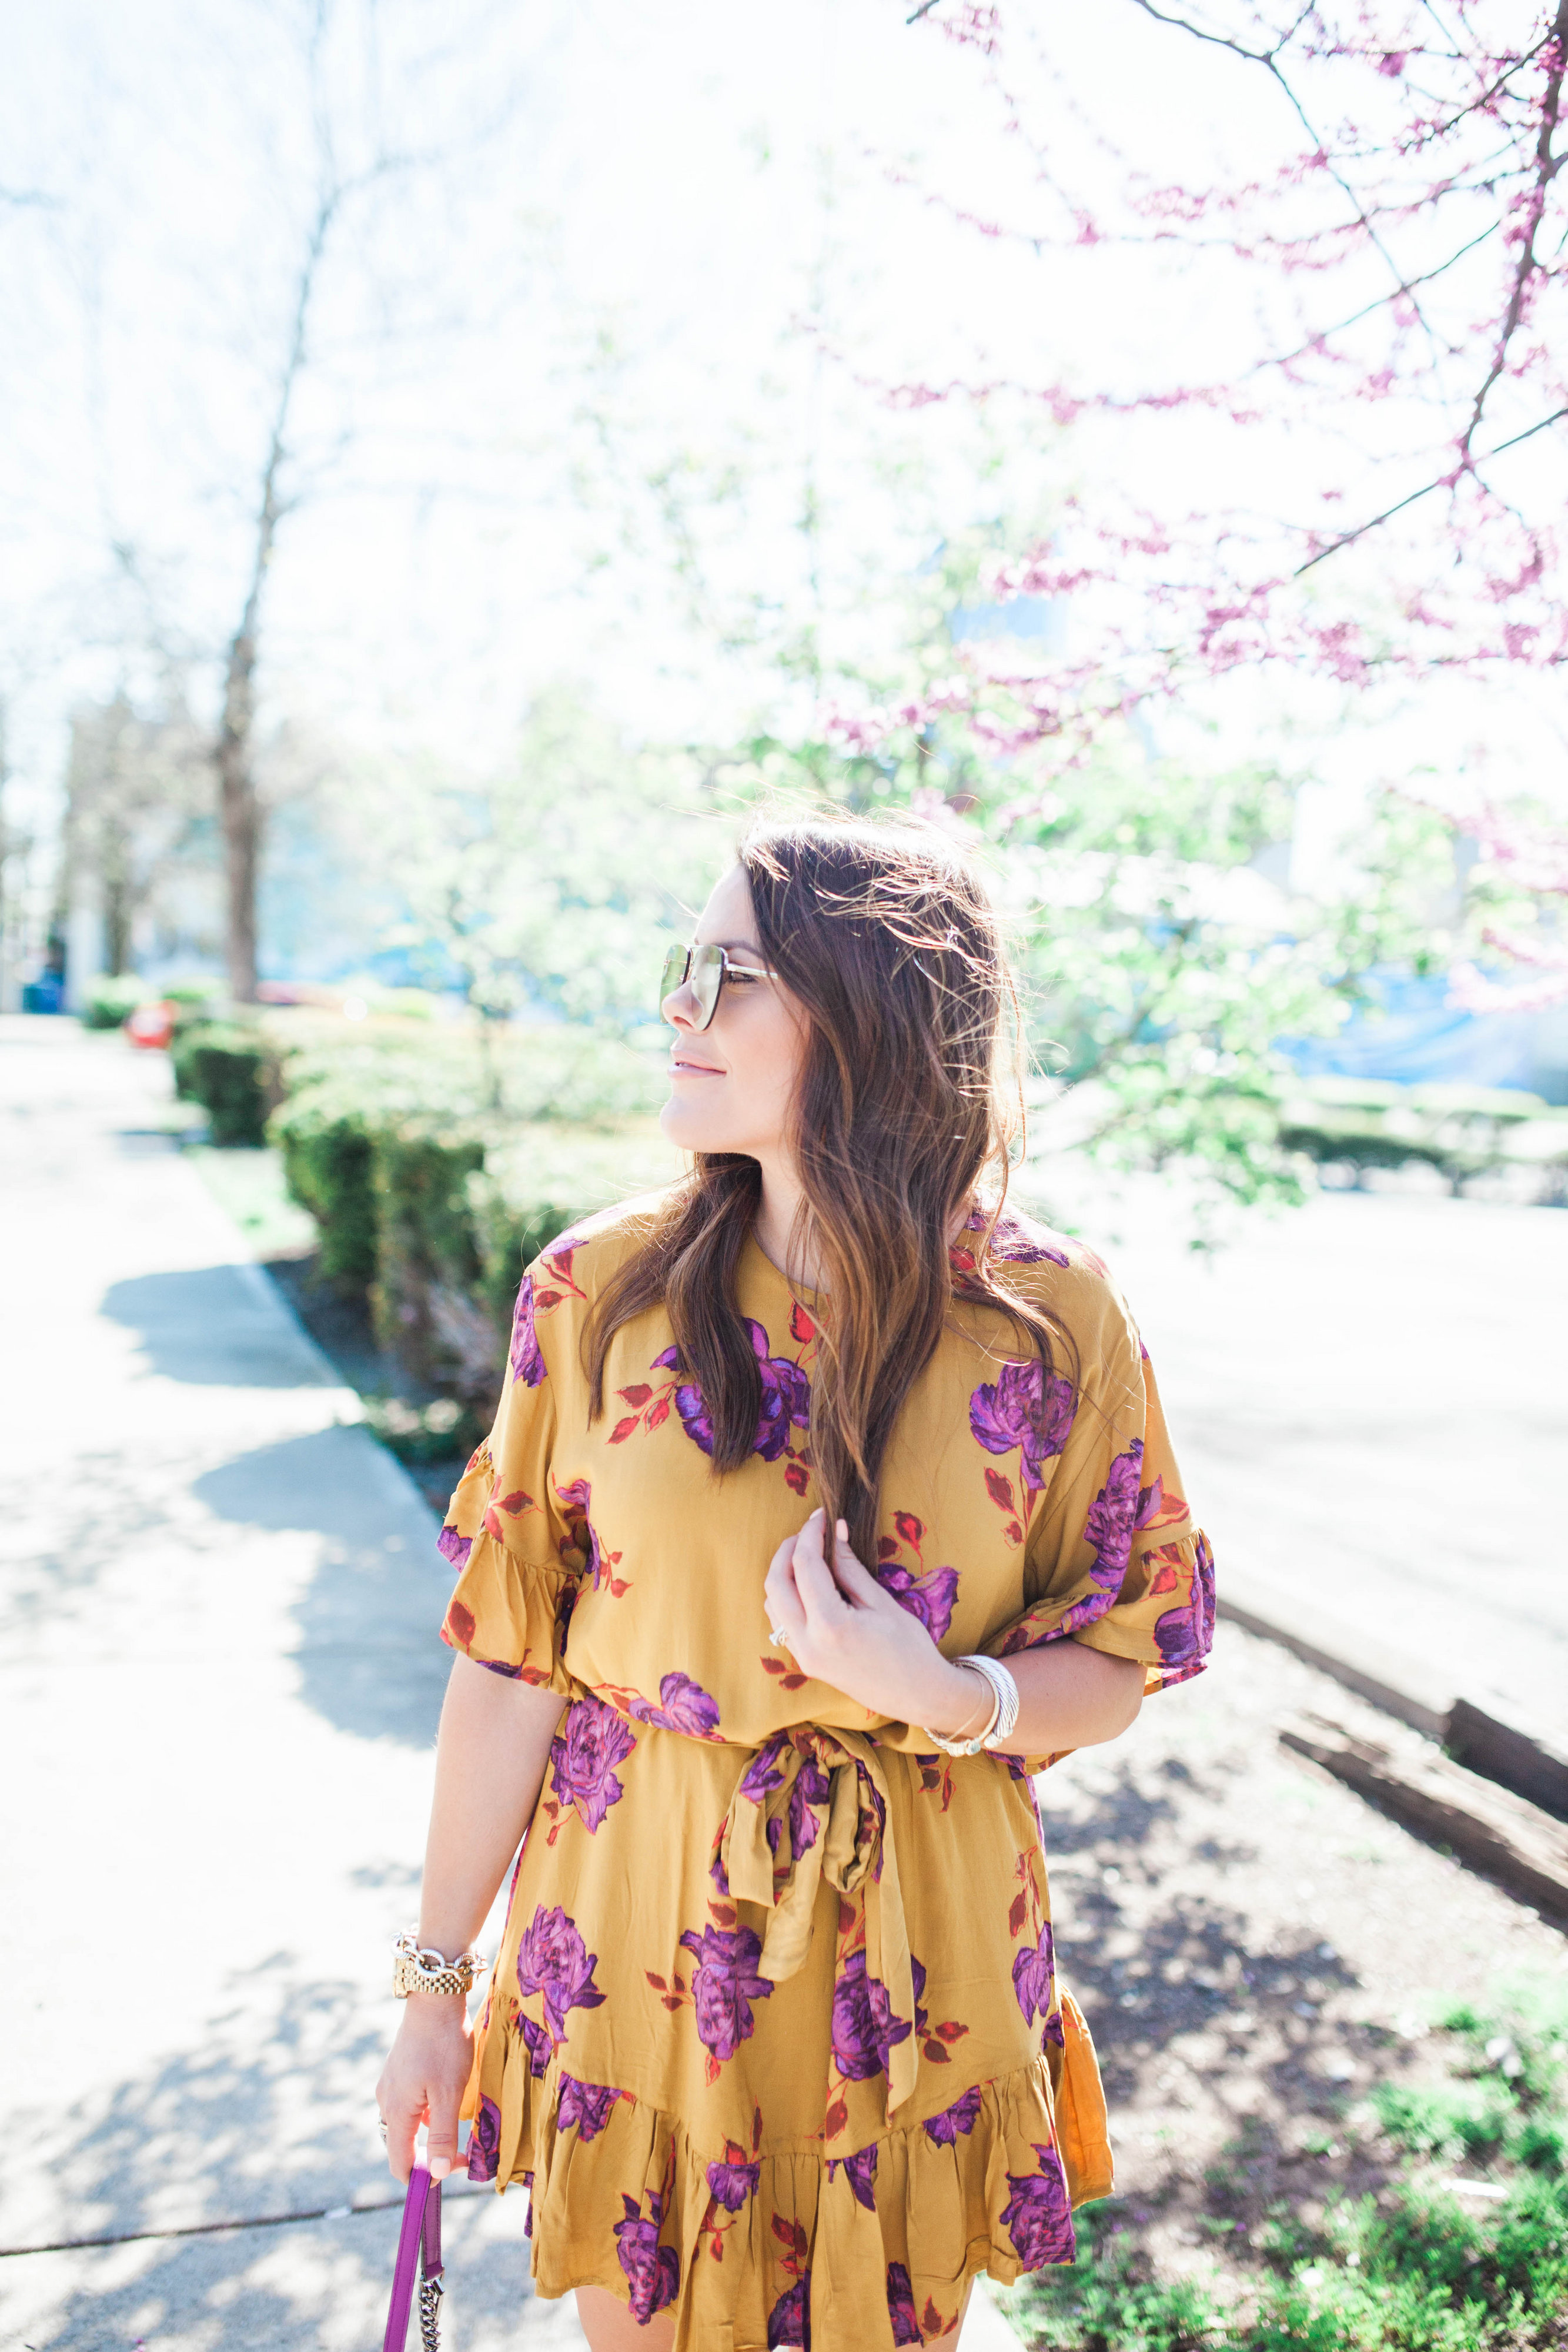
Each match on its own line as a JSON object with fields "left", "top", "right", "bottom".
{"left": 81, "top": 974, "right": 152, "bottom": 1029}
{"left": 170, "top": 1024, "right": 282, "bottom": 1147}
{"left": 273, "top": 1102, "right": 378, "bottom": 1297}
{"left": 1008, "top": 1982, "right": 1568, "bottom": 2352}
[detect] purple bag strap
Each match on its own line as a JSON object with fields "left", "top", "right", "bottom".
{"left": 383, "top": 2167, "right": 443, "bottom": 2350}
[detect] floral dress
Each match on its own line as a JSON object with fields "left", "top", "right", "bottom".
{"left": 439, "top": 1197, "right": 1214, "bottom": 2351}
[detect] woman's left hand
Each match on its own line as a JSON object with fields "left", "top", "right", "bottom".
{"left": 763, "top": 1508, "right": 988, "bottom": 1739}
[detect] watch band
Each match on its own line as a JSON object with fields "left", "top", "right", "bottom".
{"left": 393, "top": 1932, "right": 486, "bottom": 2000}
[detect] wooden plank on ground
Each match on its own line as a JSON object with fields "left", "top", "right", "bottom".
{"left": 1280, "top": 1715, "right": 1568, "bottom": 1929}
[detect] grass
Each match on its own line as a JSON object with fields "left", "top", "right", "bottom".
{"left": 995, "top": 1982, "right": 1568, "bottom": 2352}
{"left": 185, "top": 1142, "right": 319, "bottom": 1258}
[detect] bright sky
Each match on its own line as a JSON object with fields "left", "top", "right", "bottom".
{"left": 3, "top": 0, "right": 1563, "bottom": 871}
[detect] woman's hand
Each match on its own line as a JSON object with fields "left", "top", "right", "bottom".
{"left": 763, "top": 1508, "right": 988, "bottom": 1739}
{"left": 376, "top": 1993, "right": 474, "bottom": 2184}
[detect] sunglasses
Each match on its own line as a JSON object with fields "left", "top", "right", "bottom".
{"left": 659, "top": 941, "right": 779, "bottom": 1031}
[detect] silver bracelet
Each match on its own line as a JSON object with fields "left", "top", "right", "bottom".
{"left": 921, "top": 1655, "right": 1019, "bottom": 1757}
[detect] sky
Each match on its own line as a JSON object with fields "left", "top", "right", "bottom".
{"left": 3, "top": 0, "right": 1565, "bottom": 902}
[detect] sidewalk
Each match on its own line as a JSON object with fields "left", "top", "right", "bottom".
{"left": 0, "top": 1024, "right": 586, "bottom": 2349}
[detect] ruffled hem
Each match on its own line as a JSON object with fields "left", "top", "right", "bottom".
{"left": 439, "top": 1525, "right": 584, "bottom": 1700}
{"left": 461, "top": 1998, "right": 1110, "bottom": 2351}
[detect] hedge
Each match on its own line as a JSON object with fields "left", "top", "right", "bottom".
{"left": 267, "top": 1017, "right": 678, "bottom": 1403}
{"left": 172, "top": 1024, "right": 285, "bottom": 1147}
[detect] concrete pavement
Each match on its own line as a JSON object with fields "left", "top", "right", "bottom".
{"left": 0, "top": 1022, "right": 588, "bottom": 2347}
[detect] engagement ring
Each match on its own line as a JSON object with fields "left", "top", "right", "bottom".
{"left": 768, "top": 1628, "right": 788, "bottom": 1646}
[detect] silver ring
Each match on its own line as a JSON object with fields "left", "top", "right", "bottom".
{"left": 768, "top": 1628, "right": 788, "bottom": 1646}
{"left": 378, "top": 2117, "right": 388, "bottom": 2141}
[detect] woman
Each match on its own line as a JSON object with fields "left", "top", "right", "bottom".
{"left": 377, "top": 814, "right": 1215, "bottom": 2351}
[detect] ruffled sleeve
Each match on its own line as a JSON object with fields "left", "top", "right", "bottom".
{"left": 985, "top": 1259, "right": 1215, "bottom": 1697}
{"left": 437, "top": 1256, "right": 589, "bottom": 1699}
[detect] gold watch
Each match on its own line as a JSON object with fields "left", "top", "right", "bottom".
{"left": 392, "top": 1930, "right": 486, "bottom": 1999}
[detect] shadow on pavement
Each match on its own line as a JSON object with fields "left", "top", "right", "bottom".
{"left": 101, "top": 1267, "right": 333, "bottom": 1391}
{"left": 192, "top": 1429, "right": 450, "bottom": 1748}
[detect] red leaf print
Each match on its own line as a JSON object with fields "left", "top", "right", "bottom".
{"left": 610, "top": 1415, "right": 642, "bottom": 1444}
{"left": 771, "top": 2216, "right": 798, "bottom": 2251}
{"left": 444, "top": 1599, "right": 475, "bottom": 1646}
{"left": 607, "top": 1575, "right": 631, "bottom": 1597}
{"left": 985, "top": 1468, "right": 1017, "bottom": 1515}
{"left": 709, "top": 1902, "right": 737, "bottom": 1926}
{"left": 712, "top": 2236, "right": 724, "bottom": 2262}
{"left": 878, "top": 1536, "right": 898, "bottom": 1561}
{"left": 752, "top": 2104, "right": 764, "bottom": 2153}
{"left": 837, "top": 1899, "right": 857, "bottom": 1937}
{"left": 493, "top": 1489, "right": 531, "bottom": 1516}
{"left": 1148, "top": 1560, "right": 1180, "bottom": 1595}
{"left": 936, "top": 2020, "right": 969, "bottom": 2043}
{"left": 793, "top": 2220, "right": 809, "bottom": 2260}
{"left": 790, "top": 1301, "right": 815, "bottom": 1344}
{"left": 645, "top": 1972, "right": 668, "bottom": 1990}
{"left": 661, "top": 1996, "right": 685, "bottom": 2012}
{"left": 922, "top": 2038, "right": 952, "bottom": 2064}
{"left": 781, "top": 1672, "right": 807, "bottom": 1690}
{"left": 532, "top": 1289, "right": 563, "bottom": 1311}
{"left": 1008, "top": 1890, "right": 1028, "bottom": 1938}
{"left": 616, "top": 1383, "right": 653, "bottom": 1406}
{"left": 761, "top": 1656, "right": 785, "bottom": 1677}
{"left": 893, "top": 1510, "right": 924, "bottom": 1550}
{"left": 824, "top": 2094, "right": 850, "bottom": 2140}
{"left": 646, "top": 1395, "right": 671, "bottom": 1430}
{"left": 783, "top": 1460, "right": 808, "bottom": 1495}
{"left": 673, "top": 1973, "right": 687, "bottom": 1992}
{"left": 1005, "top": 1519, "right": 1024, "bottom": 1545}
{"left": 922, "top": 2300, "right": 944, "bottom": 2339}
{"left": 704, "top": 2054, "right": 721, "bottom": 2084}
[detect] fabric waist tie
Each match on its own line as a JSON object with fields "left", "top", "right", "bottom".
{"left": 719, "top": 1728, "right": 917, "bottom": 2118}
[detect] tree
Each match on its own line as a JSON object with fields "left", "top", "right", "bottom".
{"left": 842, "top": 2, "right": 1568, "bottom": 753}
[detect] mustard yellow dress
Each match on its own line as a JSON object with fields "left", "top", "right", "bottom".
{"left": 438, "top": 1196, "right": 1213, "bottom": 2351}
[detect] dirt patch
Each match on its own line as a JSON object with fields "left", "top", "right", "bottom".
{"left": 1037, "top": 1619, "right": 1567, "bottom": 2296}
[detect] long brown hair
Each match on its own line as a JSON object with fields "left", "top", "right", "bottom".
{"left": 584, "top": 812, "right": 1069, "bottom": 1567}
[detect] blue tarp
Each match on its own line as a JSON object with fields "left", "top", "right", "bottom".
{"left": 1282, "top": 969, "right": 1561, "bottom": 1095}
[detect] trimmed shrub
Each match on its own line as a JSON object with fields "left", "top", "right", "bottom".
{"left": 370, "top": 1124, "right": 489, "bottom": 1390}
{"left": 273, "top": 1101, "right": 378, "bottom": 1297}
{"left": 171, "top": 1024, "right": 283, "bottom": 1147}
{"left": 82, "top": 975, "right": 152, "bottom": 1030}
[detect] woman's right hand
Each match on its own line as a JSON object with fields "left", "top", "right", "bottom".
{"left": 376, "top": 1994, "right": 474, "bottom": 2183}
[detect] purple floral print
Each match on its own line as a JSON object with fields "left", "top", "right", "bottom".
{"left": 1155, "top": 1533, "right": 1215, "bottom": 1679}
{"left": 436, "top": 1523, "right": 473, "bottom": 1572}
{"left": 653, "top": 1318, "right": 810, "bottom": 1462}
{"left": 788, "top": 1754, "right": 833, "bottom": 1857}
{"left": 705, "top": 2155, "right": 760, "bottom": 2212}
{"left": 1012, "top": 1926, "right": 1057, "bottom": 2027}
{"left": 556, "top": 2074, "right": 621, "bottom": 2141}
{"left": 629, "top": 1671, "right": 722, "bottom": 1739}
{"left": 874, "top": 1556, "right": 959, "bottom": 1642}
{"left": 768, "top": 2273, "right": 811, "bottom": 2348}
{"left": 514, "top": 1905, "right": 607, "bottom": 2044}
{"left": 739, "top": 1732, "right": 791, "bottom": 1805}
{"left": 828, "top": 2143, "right": 878, "bottom": 2211}
{"left": 887, "top": 2261, "right": 922, "bottom": 2346}
{"left": 519, "top": 2014, "right": 551, "bottom": 2078}
{"left": 509, "top": 1272, "right": 547, "bottom": 1388}
{"left": 614, "top": 2191, "right": 680, "bottom": 2326}
{"left": 678, "top": 1923, "right": 774, "bottom": 2061}
{"left": 831, "top": 1952, "right": 912, "bottom": 2083}
{"left": 467, "top": 2093, "right": 502, "bottom": 2182}
{"left": 1001, "top": 2142, "right": 1075, "bottom": 2269}
{"left": 1082, "top": 1440, "right": 1145, "bottom": 1593}
{"left": 923, "top": 2086, "right": 984, "bottom": 2146}
{"left": 554, "top": 1477, "right": 611, "bottom": 1590}
{"left": 969, "top": 1358, "right": 1076, "bottom": 1490}
{"left": 548, "top": 1696, "right": 636, "bottom": 1832}
{"left": 959, "top": 1204, "right": 1071, "bottom": 1268}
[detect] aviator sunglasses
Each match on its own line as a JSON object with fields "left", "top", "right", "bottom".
{"left": 659, "top": 941, "right": 780, "bottom": 1031}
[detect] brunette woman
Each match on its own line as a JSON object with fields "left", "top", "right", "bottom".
{"left": 376, "top": 814, "right": 1215, "bottom": 2351}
